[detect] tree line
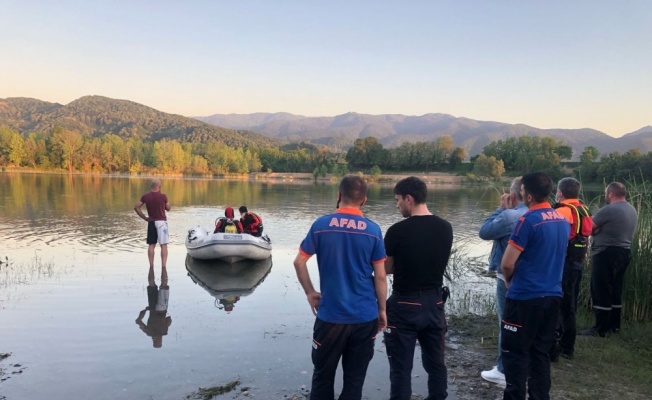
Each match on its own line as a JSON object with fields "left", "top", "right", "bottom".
{"left": 0, "top": 126, "right": 466, "bottom": 176}
{"left": 3, "top": 124, "right": 652, "bottom": 184}
{"left": 344, "top": 136, "right": 467, "bottom": 171}
{"left": 470, "top": 135, "right": 652, "bottom": 183}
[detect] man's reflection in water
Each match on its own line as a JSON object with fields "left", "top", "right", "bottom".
{"left": 218, "top": 295, "right": 241, "bottom": 313}
{"left": 136, "top": 266, "right": 171, "bottom": 348}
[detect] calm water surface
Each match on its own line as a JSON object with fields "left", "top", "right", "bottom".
{"left": 0, "top": 173, "right": 510, "bottom": 399}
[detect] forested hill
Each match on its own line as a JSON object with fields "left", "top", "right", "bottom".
{"left": 0, "top": 96, "right": 277, "bottom": 148}
{"left": 196, "top": 112, "right": 652, "bottom": 157}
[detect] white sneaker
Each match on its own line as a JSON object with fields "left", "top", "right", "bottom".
{"left": 481, "top": 366, "right": 506, "bottom": 386}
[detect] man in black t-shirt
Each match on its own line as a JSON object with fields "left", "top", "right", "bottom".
{"left": 383, "top": 176, "right": 453, "bottom": 400}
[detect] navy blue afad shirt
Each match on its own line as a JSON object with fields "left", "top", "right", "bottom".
{"left": 507, "top": 203, "right": 570, "bottom": 300}
{"left": 299, "top": 207, "right": 386, "bottom": 324}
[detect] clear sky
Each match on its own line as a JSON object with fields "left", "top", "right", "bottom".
{"left": 1, "top": 1, "right": 650, "bottom": 137}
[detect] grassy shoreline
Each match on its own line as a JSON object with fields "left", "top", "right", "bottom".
{"left": 447, "top": 313, "right": 652, "bottom": 399}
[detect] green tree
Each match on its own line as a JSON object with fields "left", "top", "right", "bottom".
{"left": 580, "top": 146, "right": 600, "bottom": 164}
{"left": 50, "top": 127, "right": 83, "bottom": 173}
{"left": 153, "top": 139, "right": 186, "bottom": 173}
{"left": 346, "top": 137, "right": 387, "bottom": 169}
{"left": 331, "top": 163, "right": 349, "bottom": 177}
{"left": 483, "top": 135, "right": 571, "bottom": 176}
{"left": 473, "top": 154, "right": 505, "bottom": 178}
{"left": 578, "top": 146, "right": 600, "bottom": 181}
{"left": 433, "top": 135, "right": 454, "bottom": 167}
{"left": 189, "top": 155, "right": 209, "bottom": 174}
{"left": 449, "top": 146, "right": 467, "bottom": 169}
{"left": 9, "top": 132, "right": 26, "bottom": 166}
{"left": 101, "top": 134, "right": 127, "bottom": 172}
{"left": 0, "top": 126, "right": 18, "bottom": 164}
{"left": 79, "top": 138, "right": 102, "bottom": 172}
{"left": 23, "top": 133, "right": 39, "bottom": 168}
{"left": 244, "top": 149, "right": 262, "bottom": 173}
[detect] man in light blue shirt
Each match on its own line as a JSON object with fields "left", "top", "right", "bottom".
{"left": 478, "top": 177, "right": 526, "bottom": 386}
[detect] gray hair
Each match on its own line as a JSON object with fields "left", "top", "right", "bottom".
{"left": 510, "top": 177, "right": 523, "bottom": 201}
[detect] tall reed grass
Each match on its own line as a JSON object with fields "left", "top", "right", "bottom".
{"left": 444, "top": 238, "right": 497, "bottom": 316}
{"left": 580, "top": 179, "right": 652, "bottom": 322}
{"left": 0, "top": 255, "right": 55, "bottom": 289}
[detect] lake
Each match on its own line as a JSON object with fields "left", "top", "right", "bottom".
{"left": 0, "top": 172, "right": 519, "bottom": 399}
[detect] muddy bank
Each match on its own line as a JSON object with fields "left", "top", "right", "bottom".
{"left": 252, "top": 172, "right": 466, "bottom": 185}
{"left": 446, "top": 315, "right": 504, "bottom": 400}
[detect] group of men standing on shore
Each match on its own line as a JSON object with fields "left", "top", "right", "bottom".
{"left": 133, "top": 173, "right": 638, "bottom": 400}
{"left": 479, "top": 175, "right": 638, "bottom": 399}
{"left": 292, "top": 172, "right": 638, "bottom": 400}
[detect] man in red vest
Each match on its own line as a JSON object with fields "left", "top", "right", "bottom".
{"left": 239, "top": 206, "right": 264, "bottom": 236}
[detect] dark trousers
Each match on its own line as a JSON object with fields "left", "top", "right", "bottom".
{"left": 502, "top": 297, "right": 559, "bottom": 400}
{"left": 310, "top": 318, "right": 378, "bottom": 400}
{"left": 557, "top": 262, "right": 582, "bottom": 354}
{"left": 591, "top": 247, "right": 631, "bottom": 333}
{"left": 384, "top": 290, "right": 447, "bottom": 400}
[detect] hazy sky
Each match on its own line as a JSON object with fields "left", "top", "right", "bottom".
{"left": 1, "top": 1, "right": 650, "bottom": 137}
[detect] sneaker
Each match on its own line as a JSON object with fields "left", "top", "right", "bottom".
{"left": 560, "top": 351, "right": 574, "bottom": 360}
{"left": 481, "top": 366, "right": 506, "bottom": 386}
{"left": 578, "top": 327, "right": 606, "bottom": 338}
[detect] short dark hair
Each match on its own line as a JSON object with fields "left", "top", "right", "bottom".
{"left": 607, "top": 182, "right": 627, "bottom": 197}
{"left": 339, "top": 175, "right": 368, "bottom": 204}
{"left": 557, "top": 177, "right": 580, "bottom": 199}
{"left": 394, "top": 176, "right": 427, "bottom": 204}
{"left": 521, "top": 172, "right": 552, "bottom": 203}
{"left": 239, "top": 206, "right": 248, "bottom": 213}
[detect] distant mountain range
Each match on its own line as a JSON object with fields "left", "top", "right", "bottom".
{"left": 1, "top": 96, "right": 649, "bottom": 159}
{"left": 196, "top": 112, "right": 652, "bottom": 159}
{"left": 0, "top": 96, "right": 276, "bottom": 148}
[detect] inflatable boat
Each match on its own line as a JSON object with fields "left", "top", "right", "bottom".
{"left": 185, "top": 255, "right": 273, "bottom": 311}
{"left": 185, "top": 226, "right": 272, "bottom": 262}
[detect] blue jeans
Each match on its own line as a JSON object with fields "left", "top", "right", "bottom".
{"left": 496, "top": 278, "right": 507, "bottom": 373}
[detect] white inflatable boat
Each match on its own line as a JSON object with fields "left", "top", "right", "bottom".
{"left": 185, "top": 226, "right": 272, "bottom": 262}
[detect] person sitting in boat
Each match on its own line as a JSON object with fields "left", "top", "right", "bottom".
{"left": 238, "top": 206, "right": 264, "bottom": 237}
{"left": 214, "top": 206, "right": 244, "bottom": 234}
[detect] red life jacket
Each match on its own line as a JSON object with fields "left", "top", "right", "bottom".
{"left": 243, "top": 212, "right": 263, "bottom": 234}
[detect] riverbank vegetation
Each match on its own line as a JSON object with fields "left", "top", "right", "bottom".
{"left": 4, "top": 124, "right": 652, "bottom": 186}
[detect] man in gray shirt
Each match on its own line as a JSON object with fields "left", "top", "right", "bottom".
{"left": 580, "top": 182, "right": 638, "bottom": 337}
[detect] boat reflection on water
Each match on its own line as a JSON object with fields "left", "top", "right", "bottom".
{"left": 136, "top": 266, "right": 172, "bottom": 348}
{"left": 185, "top": 255, "right": 273, "bottom": 313}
